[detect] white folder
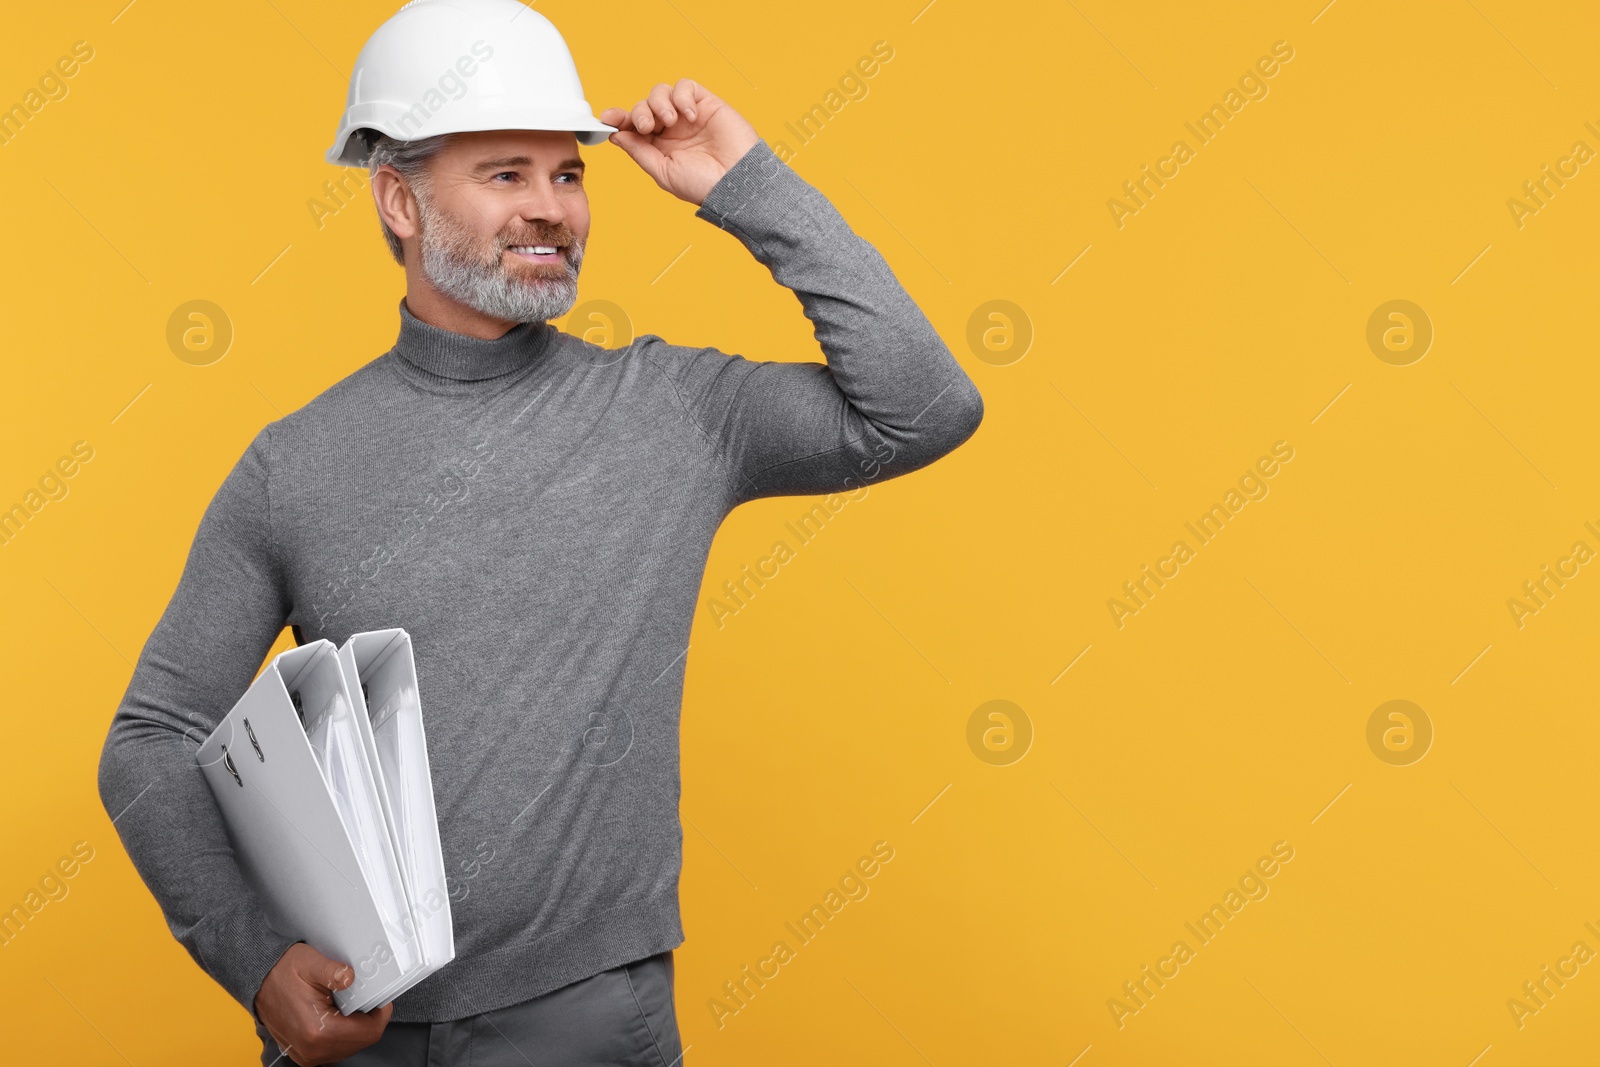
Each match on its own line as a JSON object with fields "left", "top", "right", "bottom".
{"left": 335, "top": 629, "right": 454, "bottom": 1006}
{"left": 196, "top": 633, "right": 452, "bottom": 1015}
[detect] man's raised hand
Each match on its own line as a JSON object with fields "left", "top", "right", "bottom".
{"left": 601, "top": 79, "right": 760, "bottom": 206}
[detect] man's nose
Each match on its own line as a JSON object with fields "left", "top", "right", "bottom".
{"left": 513, "top": 182, "right": 567, "bottom": 228}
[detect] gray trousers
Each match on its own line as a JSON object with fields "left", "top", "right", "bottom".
{"left": 257, "top": 951, "right": 683, "bottom": 1067}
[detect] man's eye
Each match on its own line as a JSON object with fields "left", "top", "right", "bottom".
{"left": 494, "top": 171, "right": 519, "bottom": 182}
{"left": 556, "top": 172, "right": 581, "bottom": 183}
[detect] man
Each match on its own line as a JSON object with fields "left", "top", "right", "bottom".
{"left": 97, "top": 2, "right": 983, "bottom": 1064}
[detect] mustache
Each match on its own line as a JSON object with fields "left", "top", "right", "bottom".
{"left": 499, "top": 227, "right": 579, "bottom": 251}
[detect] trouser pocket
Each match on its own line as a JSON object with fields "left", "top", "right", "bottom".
{"left": 622, "top": 951, "right": 683, "bottom": 1067}
{"left": 468, "top": 951, "right": 683, "bottom": 1067}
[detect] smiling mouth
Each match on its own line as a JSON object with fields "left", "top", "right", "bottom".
{"left": 505, "top": 244, "right": 566, "bottom": 263}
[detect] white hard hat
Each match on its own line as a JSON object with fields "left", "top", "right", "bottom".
{"left": 326, "top": 0, "right": 616, "bottom": 167}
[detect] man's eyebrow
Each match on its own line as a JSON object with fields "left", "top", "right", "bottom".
{"left": 469, "top": 156, "right": 587, "bottom": 175}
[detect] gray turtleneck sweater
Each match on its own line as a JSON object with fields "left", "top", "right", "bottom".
{"left": 97, "top": 138, "right": 983, "bottom": 1023}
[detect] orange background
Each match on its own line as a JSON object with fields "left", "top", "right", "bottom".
{"left": 2, "top": 1, "right": 1599, "bottom": 1064}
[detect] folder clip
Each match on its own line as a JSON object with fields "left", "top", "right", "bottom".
{"left": 244, "top": 718, "right": 264, "bottom": 761}
{"left": 222, "top": 746, "right": 242, "bottom": 787}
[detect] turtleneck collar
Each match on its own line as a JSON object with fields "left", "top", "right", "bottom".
{"left": 391, "top": 297, "right": 555, "bottom": 382}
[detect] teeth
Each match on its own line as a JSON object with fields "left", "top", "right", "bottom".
{"left": 509, "top": 245, "right": 559, "bottom": 255}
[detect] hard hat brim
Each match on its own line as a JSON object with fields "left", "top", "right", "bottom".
{"left": 326, "top": 105, "right": 618, "bottom": 167}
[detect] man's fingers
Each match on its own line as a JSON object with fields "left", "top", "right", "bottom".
{"left": 670, "top": 79, "right": 701, "bottom": 121}
{"left": 300, "top": 951, "right": 354, "bottom": 993}
{"left": 290, "top": 1006, "right": 387, "bottom": 1063}
{"left": 340, "top": 1005, "right": 393, "bottom": 1048}
{"left": 313, "top": 1000, "right": 391, "bottom": 1038}
{"left": 606, "top": 81, "right": 711, "bottom": 136}
{"left": 630, "top": 98, "right": 656, "bottom": 134}
{"left": 646, "top": 82, "right": 677, "bottom": 127}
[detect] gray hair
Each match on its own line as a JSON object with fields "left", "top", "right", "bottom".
{"left": 365, "top": 132, "right": 455, "bottom": 266}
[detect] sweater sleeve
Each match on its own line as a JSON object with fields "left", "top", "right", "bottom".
{"left": 641, "top": 138, "right": 984, "bottom": 507}
{"left": 96, "top": 424, "right": 299, "bottom": 1018}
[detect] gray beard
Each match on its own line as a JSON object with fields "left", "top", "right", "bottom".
{"left": 414, "top": 192, "right": 583, "bottom": 324}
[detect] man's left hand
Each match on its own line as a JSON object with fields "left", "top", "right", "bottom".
{"left": 602, "top": 80, "right": 760, "bottom": 206}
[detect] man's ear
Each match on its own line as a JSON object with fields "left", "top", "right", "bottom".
{"left": 371, "top": 165, "right": 421, "bottom": 241}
